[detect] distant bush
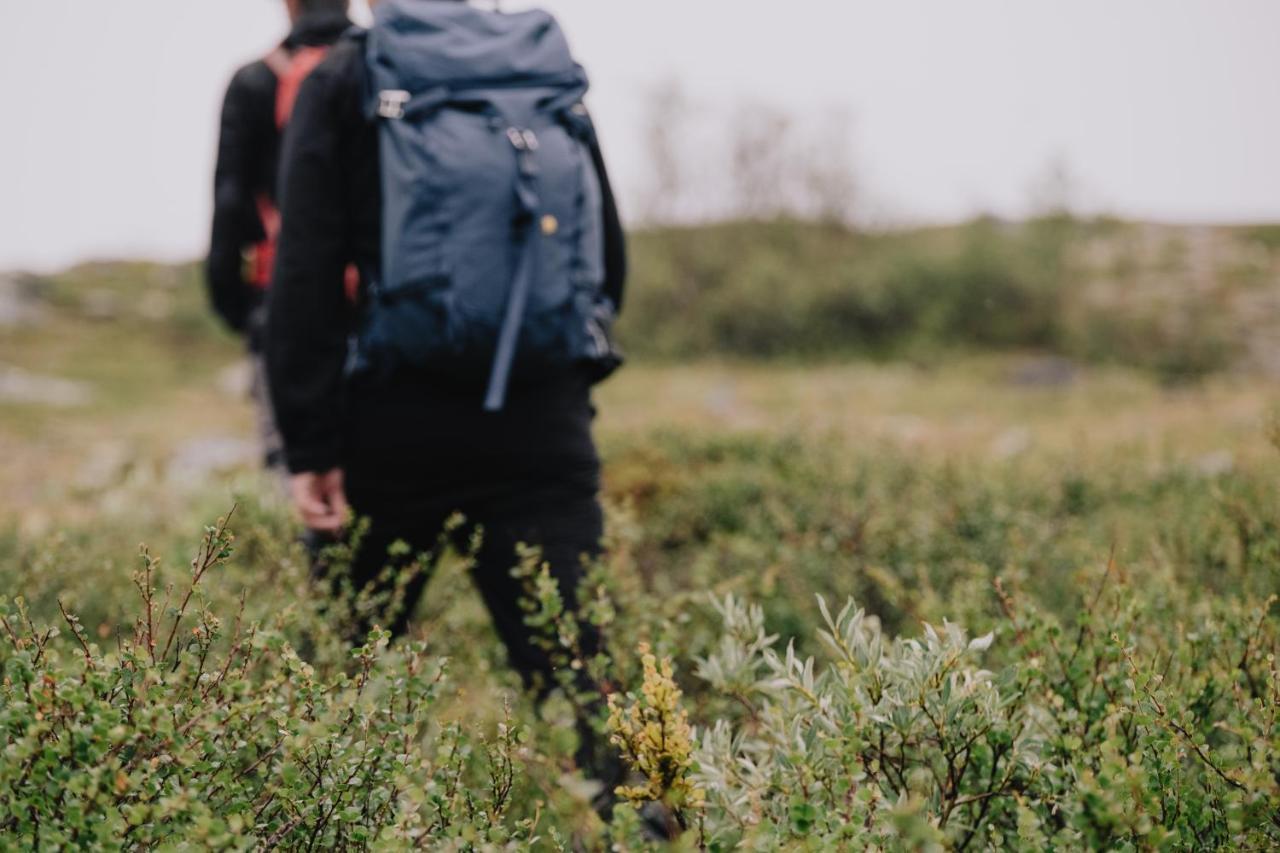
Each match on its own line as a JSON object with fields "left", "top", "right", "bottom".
{"left": 1242, "top": 224, "right": 1280, "bottom": 253}
{"left": 620, "top": 216, "right": 1251, "bottom": 379}
{"left": 25, "top": 217, "right": 1267, "bottom": 382}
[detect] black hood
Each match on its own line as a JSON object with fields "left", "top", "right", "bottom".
{"left": 283, "top": 11, "right": 354, "bottom": 49}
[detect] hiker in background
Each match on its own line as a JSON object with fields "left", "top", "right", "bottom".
{"left": 266, "top": 0, "right": 628, "bottom": 814}
{"left": 206, "top": 0, "right": 353, "bottom": 472}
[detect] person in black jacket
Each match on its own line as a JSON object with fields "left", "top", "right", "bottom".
{"left": 266, "top": 1, "right": 628, "bottom": 776}
{"left": 206, "top": 0, "right": 353, "bottom": 469}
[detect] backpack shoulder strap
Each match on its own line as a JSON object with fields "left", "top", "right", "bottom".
{"left": 558, "top": 98, "right": 598, "bottom": 146}
{"left": 262, "top": 46, "right": 291, "bottom": 79}
{"left": 273, "top": 46, "right": 331, "bottom": 131}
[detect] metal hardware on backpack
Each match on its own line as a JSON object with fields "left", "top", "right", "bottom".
{"left": 376, "top": 89, "right": 411, "bottom": 120}
{"left": 358, "top": 0, "right": 621, "bottom": 411}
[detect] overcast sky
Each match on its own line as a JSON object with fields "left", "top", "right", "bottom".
{"left": 2, "top": 0, "right": 1279, "bottom": 271}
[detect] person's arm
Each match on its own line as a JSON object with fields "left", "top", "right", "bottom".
{"left": 588, "top": 136, "right": 628, "bottom": 312}
{"left": 207, "top": 67, "right": 268, "bottom": 334}
{"left": 266, "top": 62, "right": 351, "bottom": 481}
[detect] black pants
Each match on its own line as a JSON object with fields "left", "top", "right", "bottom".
{"left": 327, "top": 477, "right": 605, "bottom": 694}
{"left": 318, "top": 475, "right": 619, "bottom": 791}
{"left": 321, "top": 375, "right": 621, "bottom": 791}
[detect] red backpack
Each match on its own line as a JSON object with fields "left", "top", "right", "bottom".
{"left": 249, "top": 46, "right": 331, "bottom": 290}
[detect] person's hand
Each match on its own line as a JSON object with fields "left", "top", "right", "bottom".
{"left": 290, "top": 468, "right": 350, "bottom": 534}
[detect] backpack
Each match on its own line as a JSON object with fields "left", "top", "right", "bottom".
{"left": 359, "top": 0, "right": 621, "bottom": 411}
{"left": 250, "top": 45, "right": 332, "bottom": 290}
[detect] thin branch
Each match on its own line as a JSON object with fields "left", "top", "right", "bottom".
{"left": 57, "top": 599, "right": 94, "bottom": 669}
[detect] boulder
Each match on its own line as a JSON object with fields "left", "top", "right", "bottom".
{"left": 0, "top": 365, "right": 93, "bottom": 407}
{"left": 0, "top": 273, "right": 48, "bottom": 328}
{"left": 166, "top": 436, "right": 257, "bottom": 488}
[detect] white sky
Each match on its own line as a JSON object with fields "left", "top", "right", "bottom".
{"left": 2, "top": 0, "right": 1279, "bottom": 271}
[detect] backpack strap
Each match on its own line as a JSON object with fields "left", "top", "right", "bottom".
{"left": 248, "top": 45, "right": 333, "bottom": 290}
{"left": 272, "top": 46, "right": 330, "bottom": 130}
{"left": 262, "top": 46, "right": 288, "bottom": 78}
{"left": 483, "top": 127, "right": 543, "bottom": 412}
{"left": 559, "top": 100, "right": 598, "bottom": 145}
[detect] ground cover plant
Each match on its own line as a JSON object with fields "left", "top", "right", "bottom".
{"left": 3, "top": 422, "right": 1280, "bottom": 849}
{"left": 2, "top": 221, "right": 1280, "bottom": 848}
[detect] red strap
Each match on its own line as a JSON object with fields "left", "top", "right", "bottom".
{"left": 248, "top": 45, "right": 333, "bottom": 290}
{"left": 262, "top": 46, "right": 291, "bottom": 79}
{"left": 250, "top": 195, "right": 280, "bottom": 289}
{"left": 274, "top": 46, "right": 330, "bottom": 130}
{"left": 249, "top": 196, "right": 357, "bottom": 297}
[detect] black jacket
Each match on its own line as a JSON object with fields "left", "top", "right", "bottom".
{"left": 265, "top": 34, "right": 627, "bottom": 484}
{"left": 206, "top": 12, "right": 353, "bottom": 335}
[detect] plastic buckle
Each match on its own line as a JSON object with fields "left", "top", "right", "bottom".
{"left": 506, "top": 127, "right": 540, "bottom": 152}
{"left": 377, "top": 90, "right": 411, "bottom": 120}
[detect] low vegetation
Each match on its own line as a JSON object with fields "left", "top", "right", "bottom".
{"left": 624, "top": 217, "right": 1280, "bottom": 380}
{"left": 3, "top": 417, "right": 1280, "bottom": 847}
{"left": 2, "top": 219, "right": 1280, "bottom": 847}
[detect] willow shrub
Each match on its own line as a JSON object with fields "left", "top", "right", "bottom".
{"left": 4, "top": 524, "right": 1280, "bottom": 849}
{"left": 654, "top": 590, "right": 1280, "bottom": 851}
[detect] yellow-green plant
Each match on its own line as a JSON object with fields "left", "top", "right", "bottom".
{"left": 607, "top": 643, "right": 705, "bottom": 820}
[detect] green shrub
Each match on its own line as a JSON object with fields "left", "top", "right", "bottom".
{"left": 0, "top": 515, "right": 536, "bottom": 849}
{"left": 5, "top": 426, "right": 1280, "bottom": 848}
{"left": 600, "top": 584, "right": 1280, "bottom": 849}
{"left": 619, "top": 217, "right": 1253, "bottom": 378}
{"left": 599, "top": 583, "right": 1280, "bottom": 849}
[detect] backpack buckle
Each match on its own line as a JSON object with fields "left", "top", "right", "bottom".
{"left": 505, "top": 127, "right": 540, "bottom": 152}
{"left": 377, "top": 90, "right": 411, "bottom": 120}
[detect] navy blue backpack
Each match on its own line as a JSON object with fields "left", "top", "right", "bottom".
{"left": 359, "top": 0, "right": 620, "bottom": 411}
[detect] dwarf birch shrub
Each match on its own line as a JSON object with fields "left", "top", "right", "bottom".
{"left": 6, "top": 427, "right": 1280, "bottom": 849}
{"left": 0, "top": 514, "right": 536, "bottom": 849}
{"left": 999, "top": 581, "right": 1280, "bottom": 851}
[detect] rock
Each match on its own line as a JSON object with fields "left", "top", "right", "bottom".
{"left": 0, "top": 273, "right": 47, "bottom": 328}
{"left": 0, "top": 365, "right": 94, "bottom": 407}
{"left": 82, "top": 289, "right": 119, "bottom": 321}
{"left": 138, "top": 290, "right": 174, "bottom": 322}
{"left": 146, "top": 265, "right": 183, "bottom": 291}
{"left": 217, "top": 361, "right": 253, "bottom": 400}
{"left": 75, "top": 441, "right": 134, "bottom": 492}
{"left": 990, "top": 427, "right": 1033, "bottom": 460}
{"left": 1193, "top": 450, "right": 1234, "bottom": 478}
{"left": 1009, "top": 357, "right": 1077, "bottom": 388}
{"left": 705, "top": 382, "right": 738, "bottom": 418}
{"left": 18, "top": 510, "right": 54, "bottom": 540}
{"left": 167, "top": 436, "right": 257, "bottom": 487}
{"left": 881, "top": 414, "right": 930, "bottom": 445}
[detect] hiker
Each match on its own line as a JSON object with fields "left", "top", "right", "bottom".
{"left": 206, "top": 0, "right": 353, "bottom": 472}
{"left": 265, "top": 0, "right": 628, "bottom": 799}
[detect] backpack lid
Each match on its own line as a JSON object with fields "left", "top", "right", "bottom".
{"left": 368, "top": 0, "right": 580, "bottom": 92}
